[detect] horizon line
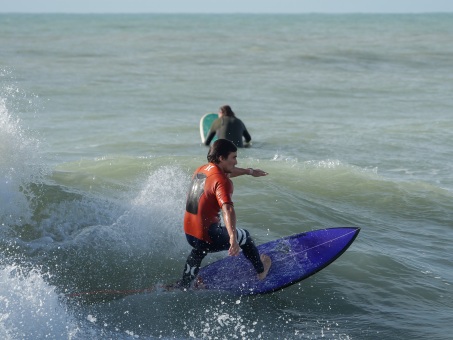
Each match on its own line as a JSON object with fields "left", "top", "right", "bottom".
{"left": 1, "top": 11, "right": 452, "bottom": 14}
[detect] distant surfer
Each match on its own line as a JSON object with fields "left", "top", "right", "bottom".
{"left": 178, "top": 139, "right": 271, "bottom": 288}
{"left": 204, "top": 105, "right": 252, "bottom": 148}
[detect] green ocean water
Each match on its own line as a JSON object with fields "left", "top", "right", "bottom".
{"left": 1, "top": 13, "right": 452, "bottom": 339}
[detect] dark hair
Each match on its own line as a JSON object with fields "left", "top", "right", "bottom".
{"left": 219, "top": 105, "right": 236, "bottom": 117}
{"left": 207, "top": 139, "right": 237, "bottom": 164}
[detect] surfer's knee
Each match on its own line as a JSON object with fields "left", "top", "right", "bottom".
{"left": 236, "top": 228, "right": 252, "bottom": 247}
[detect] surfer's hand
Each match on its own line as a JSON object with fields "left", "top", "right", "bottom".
{"left": 250, "top": 168, "right": 268, "bottom": 177}
{"left": 228, "top": 241, "right": 240, "bottom": 256}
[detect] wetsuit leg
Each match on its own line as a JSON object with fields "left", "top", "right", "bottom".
{"left": 180, "top": 225, "right": 264, "bottom": 288}
{"left": 180, "top": 247, "right": 207, "bottom": 288}
{"left": 235, "top": 228, "right": 264, "bottom": 274}
{"left": 209, "top": 224, "right": 264, "bottom": 274}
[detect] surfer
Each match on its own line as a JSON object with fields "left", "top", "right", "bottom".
{"left": 204, "top": 105, "right": 252, "bottom": 148}
{"left": 179, "top": 139, "right": 271, "bottom": 288}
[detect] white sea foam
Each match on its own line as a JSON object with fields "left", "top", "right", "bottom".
{"left": 0, "top": 264, "right": 77, "bottom": 339}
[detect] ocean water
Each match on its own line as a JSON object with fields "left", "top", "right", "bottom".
{"left": 1, "top": 13, "right": 452, "bottom": 339}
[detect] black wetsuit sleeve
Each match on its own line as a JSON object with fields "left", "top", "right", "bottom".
{"left": 243, "top": 128, "right": 251, "bottom": 143}
{"left": 205, "top": 131, "right": 216, "bottom": 145}
{"left": 205, "top": 118, "right": 220, "bottom": 145}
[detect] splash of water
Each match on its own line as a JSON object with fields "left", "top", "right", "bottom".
{"left": 0, "top": 264, "right": 78, "bottom": 339}
{"left": 0, "top": 76, "right": 44, "bottom": 227}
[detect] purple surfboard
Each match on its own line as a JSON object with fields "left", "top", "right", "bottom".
{"left": 196, "top": 227, "right": 360, "bottom": 295}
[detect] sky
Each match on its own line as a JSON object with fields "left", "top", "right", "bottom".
{"left": 1, "top": 0, "right": 453, "bottom": 14}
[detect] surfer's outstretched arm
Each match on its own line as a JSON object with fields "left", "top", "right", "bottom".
{"left": 229, "top": 167, "right": 268, "bottom": 178}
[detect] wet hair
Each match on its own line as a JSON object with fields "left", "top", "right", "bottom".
{"left": 207, "top": 139, "right": 237, "bottom": 164}
{"left": 219, "top": 105, "right": 236, "bottom": 117}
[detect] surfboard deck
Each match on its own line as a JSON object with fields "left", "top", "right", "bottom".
{"left": 200, "top": 113, "right": 218, "bottom": 143}
{"left": 196, "top": 227, "right": 360, "bottom": 295}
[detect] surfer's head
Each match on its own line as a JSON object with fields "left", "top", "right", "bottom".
{"left": 219, "top": 105, "right": 236, "bottom": 117}
{"left": 207, "top": 139, "right": 237, "bottom": 165}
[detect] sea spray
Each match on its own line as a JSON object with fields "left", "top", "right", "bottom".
{"left": 0, "top": 79, "right": 44, "bottom": 227}
{"left": 0, "top": 264, "right": 78, "bottom": 339}
{"left": 125, "top": 165, "right": 189, "bottom": 253}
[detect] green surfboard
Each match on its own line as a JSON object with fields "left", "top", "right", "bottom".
{"left": 200, "top": 113, "right": 218, "bottom": 143}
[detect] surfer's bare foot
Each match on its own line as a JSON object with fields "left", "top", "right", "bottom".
{"left": 257, "top": 254, "right": 271, "bottom": 280}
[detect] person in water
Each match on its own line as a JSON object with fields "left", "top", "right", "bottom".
{"left": 204, "top": 105, "right": 252, "bottom": 148}
{"left": 179, "top": 139, "right": 271, "bottom": 288}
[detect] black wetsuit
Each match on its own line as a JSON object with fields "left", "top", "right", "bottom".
{"left": 204, "top": 116, "right": 251, "bottom": 147}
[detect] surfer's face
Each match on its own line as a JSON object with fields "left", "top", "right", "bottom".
{"left": 219, "top": 152, "right": 237, "bottom": 173}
